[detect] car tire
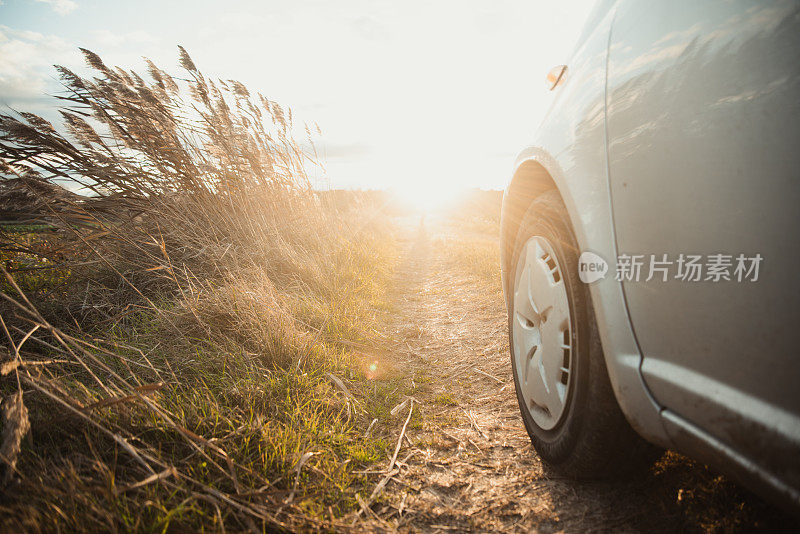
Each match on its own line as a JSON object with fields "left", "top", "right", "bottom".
{"left": 508, "top": 189, "right": 655, "bottom": 478}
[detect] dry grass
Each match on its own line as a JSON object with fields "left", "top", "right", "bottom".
{"left": 439, "top": 235, "right": 500, "bottom": 289}
{"left": 436, "top": 190, "right": 503, "bottom": 290}
{"left": 0, "top": 48, "right": 406, "bottom": 531}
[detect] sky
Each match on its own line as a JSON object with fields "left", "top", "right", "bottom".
{"left": 0, "top": 0, "right": 595, "bottom": 192}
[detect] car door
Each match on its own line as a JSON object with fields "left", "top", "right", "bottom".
{"left": 605, "top": 0, "right": 800, "bottom": 482}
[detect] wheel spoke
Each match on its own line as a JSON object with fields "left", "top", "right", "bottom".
{"left": 522, "top": 344, "right": 549, "bottom": 408}
{"left": 512, "top": 236, "right": 573, "bottom": 430}
{"left": 526, "top": 244, "right": 568, "bottom": 321}
{"left": 540, "top": 319, "right": 565, "bottom": 374}
{"left": 513, "top": 264, "right": 540, "bottom": 326}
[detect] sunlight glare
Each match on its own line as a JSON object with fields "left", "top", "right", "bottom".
{"left": 391, "top": 180, "right": 456, "bottom": 213}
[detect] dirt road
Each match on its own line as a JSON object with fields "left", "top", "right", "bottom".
{"left": 362, "top": 215, "right": 792, "bottom": 533}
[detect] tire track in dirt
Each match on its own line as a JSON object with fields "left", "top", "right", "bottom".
{"left": 362, "top": 216, "right": 793, "bottom": 533}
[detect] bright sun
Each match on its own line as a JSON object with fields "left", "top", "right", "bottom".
{"left": 391, "top": 181, "right": 457, "bottom": 213}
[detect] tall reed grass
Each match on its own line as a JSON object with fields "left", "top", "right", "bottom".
{"left": 0, "top": 47, "right": 400, "bottom": 531}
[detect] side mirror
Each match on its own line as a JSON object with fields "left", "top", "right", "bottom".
{"left": 546, "top": 65, "right": 568, "bottom": 91}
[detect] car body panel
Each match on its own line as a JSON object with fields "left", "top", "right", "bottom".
{"left": 500, "top": 3, "right": 670, "bottom": 446}
{"left": 501, "top": 0, "right": 800, "bottom": 510}
{"left": 606, "top": 0, "right": 800, "bottom": 504}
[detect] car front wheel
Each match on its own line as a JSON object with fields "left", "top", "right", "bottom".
{"left": 509, "top": 190, "right": 655, "bottom": 478}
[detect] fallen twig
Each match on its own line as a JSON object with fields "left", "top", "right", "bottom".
{"left": 116, "top": 466, "right": 177, "bottom": 495}
{"left": 474, "top": 367, "right": 503, "bottom": 384}
{"left": 82, "top": 382, "right": 165, "bottom": 411}
{"left": 364, "top": 418, "right": 377, "bottom": 438}
{"left": 386, "top": 400, "right": 414, "bottom": 474}
{"left": 462, "top": 408, "right": 488, "bottom": 440}
{"left": 356, "top": 400, "right": 414, "bottom": 522}
{"left": 286, "top": 451, "right": 315, "bottom": 505}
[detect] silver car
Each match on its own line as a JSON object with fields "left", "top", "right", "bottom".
{"left": 500, "top": 0, "right": 800, "bottom": 511}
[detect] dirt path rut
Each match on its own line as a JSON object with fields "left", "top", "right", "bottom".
{"left": 362, "top": 216, "right": 790, "bottom": 533}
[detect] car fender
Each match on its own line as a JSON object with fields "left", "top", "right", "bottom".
{"left": 501, "top": 147, "right": 670, "bottom": 447}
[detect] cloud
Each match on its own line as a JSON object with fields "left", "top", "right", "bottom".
{"left": 0, "top": 26, "right": 79, "bottom": 110}
{"left": 90, "top": 29, "right": 157, "bottom": 48}
{"left": 34, "top": 0, "right": 77, "bottom": 15}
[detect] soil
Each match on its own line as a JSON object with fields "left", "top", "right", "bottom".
{"left": 357, "top": 215, "right": 796, "bottom": 533}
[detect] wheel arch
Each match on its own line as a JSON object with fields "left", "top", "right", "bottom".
{"left": 501, "top": 156, "right": 571, "bottom": 295}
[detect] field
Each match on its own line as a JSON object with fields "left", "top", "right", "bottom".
{"left": 0, "top": 49, "right": 795, "bottom": 532}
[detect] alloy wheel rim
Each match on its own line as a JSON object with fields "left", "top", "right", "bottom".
{"left": 512, "top": 236, "right": 573, "bottom": 430}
